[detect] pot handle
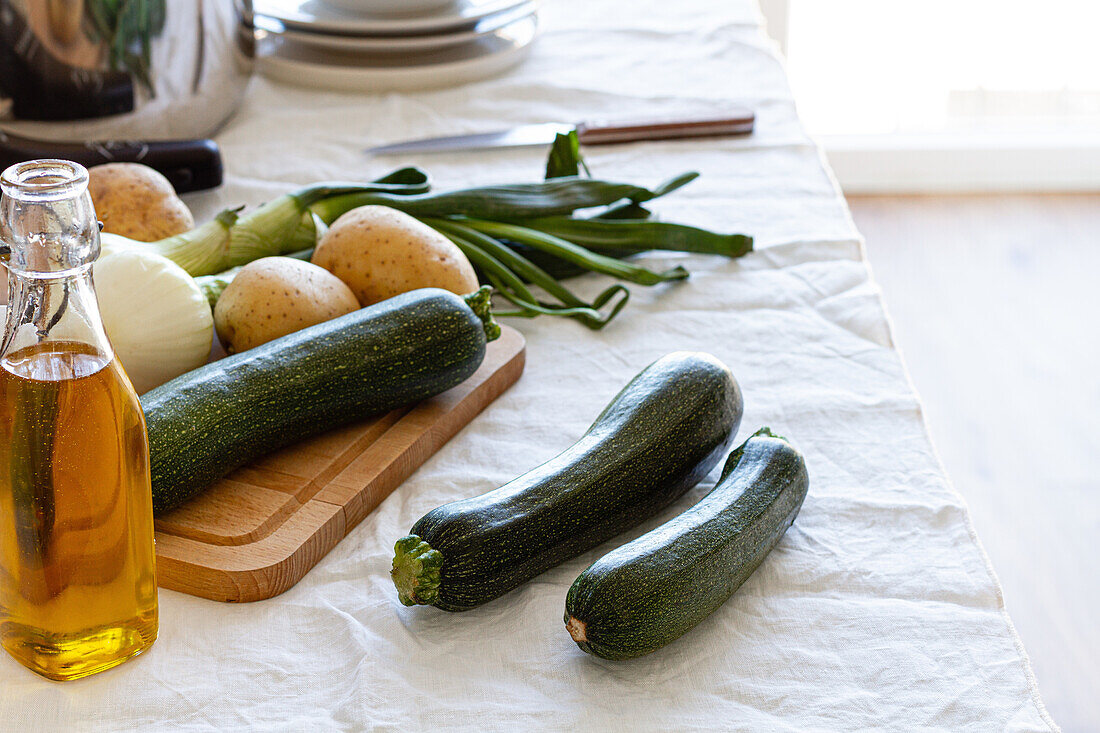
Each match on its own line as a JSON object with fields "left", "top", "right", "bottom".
{"left": 0, "top": 132, "right": 223, "bottom": 194}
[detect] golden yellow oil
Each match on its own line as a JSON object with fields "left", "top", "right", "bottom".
{"left": 0, "top": 340, "right": 158, "bottom": 681}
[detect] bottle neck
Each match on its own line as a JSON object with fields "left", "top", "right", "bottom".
{"left": 1, "top": 160, "right": 100, "bottom": 277}
{"left": 2, "top": 265, "right": 113, "bottom": 364}
{"left": 1, "top": 159, "right": 111, "bottom": 365}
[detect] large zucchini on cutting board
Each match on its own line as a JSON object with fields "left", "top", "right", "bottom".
{"left": 565, "top": 428, "right": 809, "bottom": 660}
{"left": 391, "top": 351, "right": 743, "bottom": 611}
{"left": 144, "top": 287, "right": 498, "bottom": 515}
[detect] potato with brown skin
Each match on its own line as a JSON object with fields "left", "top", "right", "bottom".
{"left": 47, "top": 0, "right": 84, "bottom": 45}
{"left": 312, "top": 205, "right": 479, "bottom": 306}
{"left": 88, "top": 162, "right": 194, "bottom": 242}
{"left": 214, "top": 257, "right": 360, "bottom": 353}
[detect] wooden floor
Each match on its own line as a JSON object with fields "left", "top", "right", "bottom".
{"left": 847, "top": 194, "right": 1099, "bottom": 732}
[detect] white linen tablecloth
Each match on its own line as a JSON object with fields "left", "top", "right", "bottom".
{"left": 0, "top": 1, "right": 1058, "bottom": 730}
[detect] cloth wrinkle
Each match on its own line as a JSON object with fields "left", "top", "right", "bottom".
{"left": 0, "top": 1, "right": 1056, "bottom": 730}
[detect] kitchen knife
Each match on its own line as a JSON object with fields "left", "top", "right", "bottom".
{"left": 0, "top": 131, "right": 224, "bottom": 193}
{"left": 366, "top": 111, "right": 755, "bottom": 155}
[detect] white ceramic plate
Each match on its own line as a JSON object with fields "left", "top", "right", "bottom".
{"left": 256, "top": 14, "right": 537, "bottom": 92}
{"left": 323, "top": 0, "right": 454, "bottom": 14}
{"left": 254, "top": 0, "right": 528, "bottom": 36}
{"left": 254, "top": 3, "right": 536, "bottom": 54}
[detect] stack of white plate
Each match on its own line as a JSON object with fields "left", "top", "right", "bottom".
{"left": 254, "top": 0, "right": 538, "bottom": 92}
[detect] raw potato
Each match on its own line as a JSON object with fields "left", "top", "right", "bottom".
{"left": 312, "top": 205, "right": 479, "bottom": 305}
{"left": 47, "top": 0, "right": 83, "bottom": 44}
{"left": 88, "top": 162, "right": 194, "bottom": 242}
{"left": 214, "top": 257, "right": 360, "bottom": 353}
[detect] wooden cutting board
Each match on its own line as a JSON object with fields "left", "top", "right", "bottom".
{"left": 153, "top": 325, "right": 525, "bottom": 603}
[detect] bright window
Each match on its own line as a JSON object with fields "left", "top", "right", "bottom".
{"left": 780, "top": 0, "right": 1100, "bottom": 191}
{"left": 786, "top": 0, "right": 1100, "bottom": 136}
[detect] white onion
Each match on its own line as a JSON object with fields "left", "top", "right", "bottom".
{"left": 94, "top": 244, "right": 214, "bottom": 393}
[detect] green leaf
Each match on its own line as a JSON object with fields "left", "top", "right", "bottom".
{"left": 545, "top": 130, "right": 590, "bottom": 180}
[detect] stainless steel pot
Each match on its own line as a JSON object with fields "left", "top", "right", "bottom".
{"left": 0, "top": 0, "right": 254, "bottom": 142}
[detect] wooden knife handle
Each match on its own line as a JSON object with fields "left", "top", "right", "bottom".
{"left": 575, "top": 110, "right": 755, "bottom": 145}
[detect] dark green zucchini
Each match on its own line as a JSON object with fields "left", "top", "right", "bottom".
{"left": 144, "top": 287, "right": 498, "bottom": 515}
{"left": 565, "top": 427, "right": 808, "bottom": 660}
{"left": 391, "top": 352, "right": 743, "bottom": 611}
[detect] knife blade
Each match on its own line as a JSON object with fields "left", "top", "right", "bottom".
{"left": 366, "top": 111, "right": 755, "bottom": 156}
{"left": 368, "top": 123, "right": 572, "bottom": 155}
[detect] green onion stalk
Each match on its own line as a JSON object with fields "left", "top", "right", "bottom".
{"left": 170, "top": 133, "right": 755, "bottom": 330}
{"left": 295, "top": 166, "right": 749, "bottom": 329}
{"left": 306, "top": 174, "right": 698, "bottom": 226}
{"left": 501, "top": 216, "right": 753, "bottom": 258}
{"left": 427, "top": 218, "right": 630, "bottom": 330}
{"left": 455, "top": 219, "right": 690, "bottom": 286}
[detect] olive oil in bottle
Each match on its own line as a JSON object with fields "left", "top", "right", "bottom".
{"left": 0, "top": 160, "right": 158, "bottom": 681}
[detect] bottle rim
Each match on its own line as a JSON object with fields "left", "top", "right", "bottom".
{"left": 1, "top": 159, "right": 89, "bottom": 202}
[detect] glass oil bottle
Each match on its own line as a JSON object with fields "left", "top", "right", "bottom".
{"left": 0, "top": 160, "right": 158, "bottom": 681}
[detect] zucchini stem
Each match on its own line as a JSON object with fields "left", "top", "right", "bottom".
{"left": 753, "top": 426, "right": 785, "bottom": 441}
{"left": 462, "top": 286, "right": 502, "bottom": 342}
{"left": 720, "top": 427, "right": 788, "bottom": 480}
{"left": 392, "top": 535, "right": 444, "bottom": 607}
{"left": 566, "top": 616, "right": 588, "bottom": 643}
